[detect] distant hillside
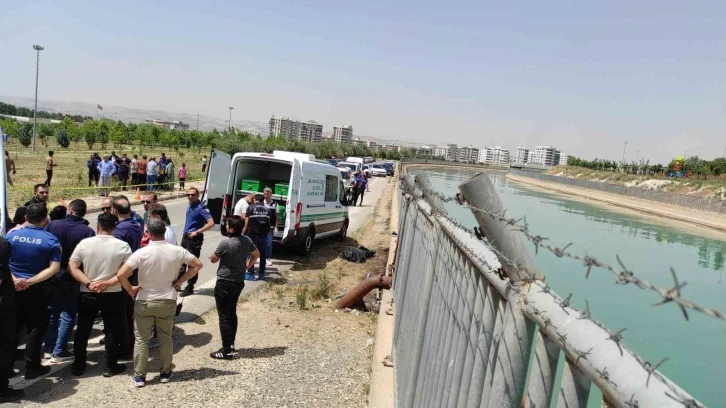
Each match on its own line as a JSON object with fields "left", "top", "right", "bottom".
{"left": 0, "top": 96, "right": 268, "bottom": 135}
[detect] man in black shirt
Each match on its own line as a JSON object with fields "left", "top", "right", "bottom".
{"left": 24, "top": 184, "right": 49, "bottom": 207}
{"left": 242, "top": 194, "right": 276, "bottom": 281}
{"left": 0, "top": 237, "right": 23, "bottom": 402}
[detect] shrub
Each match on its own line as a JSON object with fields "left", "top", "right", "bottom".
{"left": 315, "top": 273, "right": 331, "bottom": 299}
{"left": 17, "top": 123, "right": 32, "bottom": 147}
{"left": 55, "top": 129, "right": 70, "bottom": 148}
{"left": 296, "top": 286, "right": 308, "bottom": 310}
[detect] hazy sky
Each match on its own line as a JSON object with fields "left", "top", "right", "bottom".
{"left": 2, "top": 1, "right": 725, "bottom": 163}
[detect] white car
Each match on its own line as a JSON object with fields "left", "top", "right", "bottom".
{"left": 368, "top": 165, "right": 387, "bottom": 177}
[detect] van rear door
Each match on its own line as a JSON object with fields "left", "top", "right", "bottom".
{"left": 282, "top": 158, "right": 302, "bottom": 241}
{"left": 201, "top": 149, "right": 232, "bottom": 230}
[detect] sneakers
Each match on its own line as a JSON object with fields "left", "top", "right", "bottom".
{"left": 159, "top": 371, "right": 173, "bottom": 384}
{"left": 51, "top": 350, "right": 75, "bottom": 363}
{"left": 179, "top": 285, "right": 194, "bottom": 297}
{"left": 0, "top": 386, "right": 23, "bottom": 403}
{"left": 244, "top": 272, "right": 255, "bottom": 281}
{"left": 103, "top": 364, "right": 127, "bottom": 378}
{"left": 132, "top": 376, "right": 146, "bottom": 388}
{"left": 148, "top": 338, "right": 160, "bottom": 349}
{"left": 24, "top": 365, "right": 51, "bottom": 380}
{"left": 210, "top": 349, "right": 234, "bottom": 360}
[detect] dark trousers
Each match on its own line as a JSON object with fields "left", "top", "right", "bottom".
{"left": 181, "top": 235, "right": 204, "bottom": 287}
{"left": 88, "top": 170, "right": 99, "bottom": 187}
{"left": 45, "top": 170, "right": 53, "bottom": 187}
{"left": 118, "top": 173, "right": 128, "bottom": 190}
{"left": 179, "top": 178, "right": 186, "bottom": 190}
{"left": 0, "top": 291, "right": 15, "bottom": 389}
{"left": 214, "top": 280, "right": 244, "bottom": 352}
{"left": 248, "top": 234, "right": 267, "bottom": 274}
{"left": 75, "top": 291, "right": 125, "bottom": 370}
{"left": 14, "top": 284, "right": 50, "bottom": 370}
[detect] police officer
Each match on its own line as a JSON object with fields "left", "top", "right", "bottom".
{"left": 7, "top": 204, "right": 61, "bottom": 380}
{"left": 179, "top": 187, "right": 214, "bottom": 297}
{"left": 242, "top": 194, "right": 276, "bottom": 281}
{"left": 0, "top": 236, "right": 23, "bottom": 403}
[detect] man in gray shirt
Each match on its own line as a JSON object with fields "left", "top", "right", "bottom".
{"left": 209, "top": 215, "right": 259, "bottom": 360}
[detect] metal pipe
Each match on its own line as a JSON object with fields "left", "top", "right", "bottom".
{"left": 458, "top": 172, "right": 543, "bottom": 283}
{"left": 333, "top": 275, "right": 392, "bottom": 309}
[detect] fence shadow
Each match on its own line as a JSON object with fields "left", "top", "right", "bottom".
{"left": 235, "top": 346, "right": 287, "bottom": 359}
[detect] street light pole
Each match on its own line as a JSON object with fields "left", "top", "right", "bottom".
{"left": 32, "top": 44, "right": 44, "bottom": 154}
{"left": 621, "top": 141, "right": 628, "bottom": 166}
{"left": 228, "top": 107, "right": 234, "bottom": 132}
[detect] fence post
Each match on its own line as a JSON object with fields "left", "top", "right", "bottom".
{"left": 458, "top": 172, "right": 541, "bottom": 283}
{"left": 525, "top": 332, "right": 561, "bottom": 407}
{"left": 402, "top": 174, "right": 443, "bottom": 408}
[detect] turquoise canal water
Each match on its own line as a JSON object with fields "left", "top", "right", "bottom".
{"left": 413, "top": 168, "right": 725, "bottom": 407}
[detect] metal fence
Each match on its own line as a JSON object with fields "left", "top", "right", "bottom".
{"left": 510, "top": 169, "right": 726, "bottom": 214}
{"left": 391, "top": 169, "right": 705, "bottom": 407}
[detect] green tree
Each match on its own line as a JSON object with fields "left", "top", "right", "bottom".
{"left": 83, "top": 121, "right": 98, "bottom": 149}
{"left": 98, "top": 121, "right": 110, "bottom": 149}
{"left": 110, "top": 120, "right": 128, "bottom": 147}
{"left": 38, "top": 123, "right": 54, "bottom": 146}
{"left": 55, "top": 129, "right": 70, "bottom": 148}
{"left": 18, "top": 123, "right": 32, "bottom": 147}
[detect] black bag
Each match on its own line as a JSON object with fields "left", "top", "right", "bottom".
{"left": 341, "top": 246, "right": 376, "bottom": 263}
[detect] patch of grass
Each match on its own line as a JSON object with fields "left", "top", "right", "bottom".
{"left": 275, "top": 286, "right": 285, "bottom": 300}
{"left": 315, "top": 272, "right": 331, "bottom": 299}
{"left": 296, "top": 286, "right": 309, "bottom": 310}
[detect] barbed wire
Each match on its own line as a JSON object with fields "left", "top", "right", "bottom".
{"left": 402, "top": 182, "right": 726, "bottom": 323}
{"left": 398, "top": 180, "right": 707, "bottom": 406}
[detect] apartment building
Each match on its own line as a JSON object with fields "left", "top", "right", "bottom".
{"left": 269, "top": 116, "right": 301, "bottom": 140}
{"left": 333, "top": 125, "right": 354, "bottom": 144}
{"left": 457, "top": 145, "right": 480, "bottom": 162}
{"left": 515, "top": 147, "right": 529, "bottom": 164}
{"left": 482, "top": 146, "right": 510, "bottom": 165}
{"left": 447, "top": 144, "right": 458, "bottom": 161}
{"left": 532, "top": 145, "right": 560, "bottom": 166}
{"left": 434, "top": 145, "right": 449, "bottom": 159}
{"left": 145, "top": 119, "right": 190, "bottom": 131}
{"left": 558, "top": 152, "right": 569, "bottom": 166}
{"left": 299, "top": 120, "right": 323, "bottom": 143}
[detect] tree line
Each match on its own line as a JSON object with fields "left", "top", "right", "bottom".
{"left": 0, "top": 101, "right": 92, "bottom": 122}
{"left": 566, "top": 156, "right": 726, "bottom": 178}
{"left": 0, "top": 104, "right": 417, "bottom": 161}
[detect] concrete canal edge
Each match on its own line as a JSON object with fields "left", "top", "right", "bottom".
{"left": 367, "top": 177, "right": 398, "bottom": 408}
{"left": 507, "top": 173, "right": 726, "bottom": 233}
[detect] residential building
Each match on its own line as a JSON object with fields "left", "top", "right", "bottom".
{"left": 457, "top": 145, "right": 480, "bottom": 162}
{"left": 447, "top": 144, "right": 458, "bottom": 161}
{"left": 381, "top": 144, "right": 398, "bottom": 152}
{"left": 532, "top": 145, "right": 559, "bottom": 166}
{"left": 515, "top": 147, "right": 530, "bottom": 165}
{"left": 434, "top": 145, "right": 449, "bottom": 159}
{"left": 299, "top": 120, "right": 323, "bottom": 143}
{"left": 145, "top": 119, "right": 190, "bottom": 131}
{"left": 483, "top": 146, "right": 510, "bottom": 165}
{"left": 416, "top": 145, "right": 434, "bottom": 157}
{"left": 333, "top": 125, "right": 353, "bottom": 144}
{"left": 366, "top": 140, "right": 379, "bottom": 151}
{"left": 558, "top": 152, "right": 569, "bottom": 166}
{"left": 527, "top": 150, "right": 535, "bottom": 164}
{"left": 269, "top": 116, "right": 301, "bottom": 140}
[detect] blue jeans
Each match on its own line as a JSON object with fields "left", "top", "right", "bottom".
{"left": 147, "top": 174, "right": 157, "bottom": 191}
{"left": 44, "top": 278, "right": 80, "bottom": 355}
{"left": 266, "top": 232, "right": 273, "bottom": 260}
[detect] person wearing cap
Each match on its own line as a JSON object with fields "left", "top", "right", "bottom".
{"left": 242, "top": 194, "right": 276, "bottom": 281}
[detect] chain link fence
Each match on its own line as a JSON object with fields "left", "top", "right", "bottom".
{"left": 390, "top": 169, "right": 706, "bottom": 408}
{"left": 510, "top": 169, "right": 726, "bottom": 214}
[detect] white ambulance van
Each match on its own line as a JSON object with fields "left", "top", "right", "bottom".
{"left": 202, "top": 150, "right": 352, "bottom": 256}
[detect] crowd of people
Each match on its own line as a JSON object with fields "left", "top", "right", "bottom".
{"left": 0, "top": 181, "right": 270, "bottom": 403}
{"left": 85, "top": 151, "right": 202, "bottom": 195}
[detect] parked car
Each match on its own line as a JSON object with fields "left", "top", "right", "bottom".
{"left": 368, "top": 164, "right": 388, "bottom": 177}
{"left": 381, "top": 163, "right": 395, "bottom": 176}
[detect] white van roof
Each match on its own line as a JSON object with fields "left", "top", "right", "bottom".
{"left": 231, "top": 150, "right": 316, "bottom": 163}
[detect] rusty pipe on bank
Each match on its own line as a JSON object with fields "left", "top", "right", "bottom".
{"left": 334, "top": 274, "right": 392, "bottom": 309}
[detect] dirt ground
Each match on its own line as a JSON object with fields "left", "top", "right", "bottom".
{"left": 20, "top": 173, "right": 396, "bottom": 408}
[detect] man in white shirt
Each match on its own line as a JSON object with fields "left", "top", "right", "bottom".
{"left": 68, "top": 212, "right": 132, "bottom": 378}
{"left": 233, "top": 194, "right": 254, "bottom": 220}
{"left": 148, "top": 203, "right": 178, "bottom": 245}
{"left": 117, "top": 219, "right": 202, "bottom": 387}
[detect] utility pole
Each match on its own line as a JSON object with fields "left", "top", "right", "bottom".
{"left": 228, "top": 107, "right": 234, "bottom": 132}
{"left": 32, "top": 44, "right": 44, "bottom": 154}
{"left": 621, "top": 141, "right": 628, "bottom": 166}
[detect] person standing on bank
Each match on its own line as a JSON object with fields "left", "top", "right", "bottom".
{"left": 45, "top": 151, "right": 57, "bottom": 187}
{"left": 68, "top": 212, "right": 132, "bottom": 377}
{"left": 165, "top": 159, "right": 175, "bottom": 191}
{"left": 209, "top": 216, "right": 259, "bottom": 360}
{"left": 98, "top": 155, "right": 116, "bottom": 197}
{"left": 243, "top": 194, "right": 275, "bottom": 281}
{"left": 146, "top": 157, "right": 158, "bottom": 192}
{"left": 117, "top": 219, "right": 203, "bottom": 387}
{"left": 43, "top": 199, "right": 95, "bottom": 363}
{"left": 178, "top": 163, "right": 187, "bottom": 191}
{"left": 5, "top": 151, "right": 16, "bottom": 187}
{"left": 0, "top": 236, "right": 23, "bottom": 403}
{"left": 262, "top": 188, "right": 278, "bottom": 267}
{"left": 179, "top": 188, "right": 214, "bottom": 297}
{"left": 130, "top": 155, "right": 139, "bottom": 187}
{"left": 201, "top": 155, "right": 207, "bottom": 172}
{"left": 7, "top": 204, "right": 61, "bottom": 380}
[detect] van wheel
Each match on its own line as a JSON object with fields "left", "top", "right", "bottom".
{"left": 298, "top": 227, "right": 315, "bottom": 256}
{"left": 338, "top": 221, "right": 349, "bottom": 241}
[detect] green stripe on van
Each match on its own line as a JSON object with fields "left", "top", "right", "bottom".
{"left": 300, "top": 212, "right": 347, "bottom": 222}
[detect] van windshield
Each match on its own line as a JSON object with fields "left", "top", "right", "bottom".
{"left": 339, "top": 163, "right": 357, "bottom": 171}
